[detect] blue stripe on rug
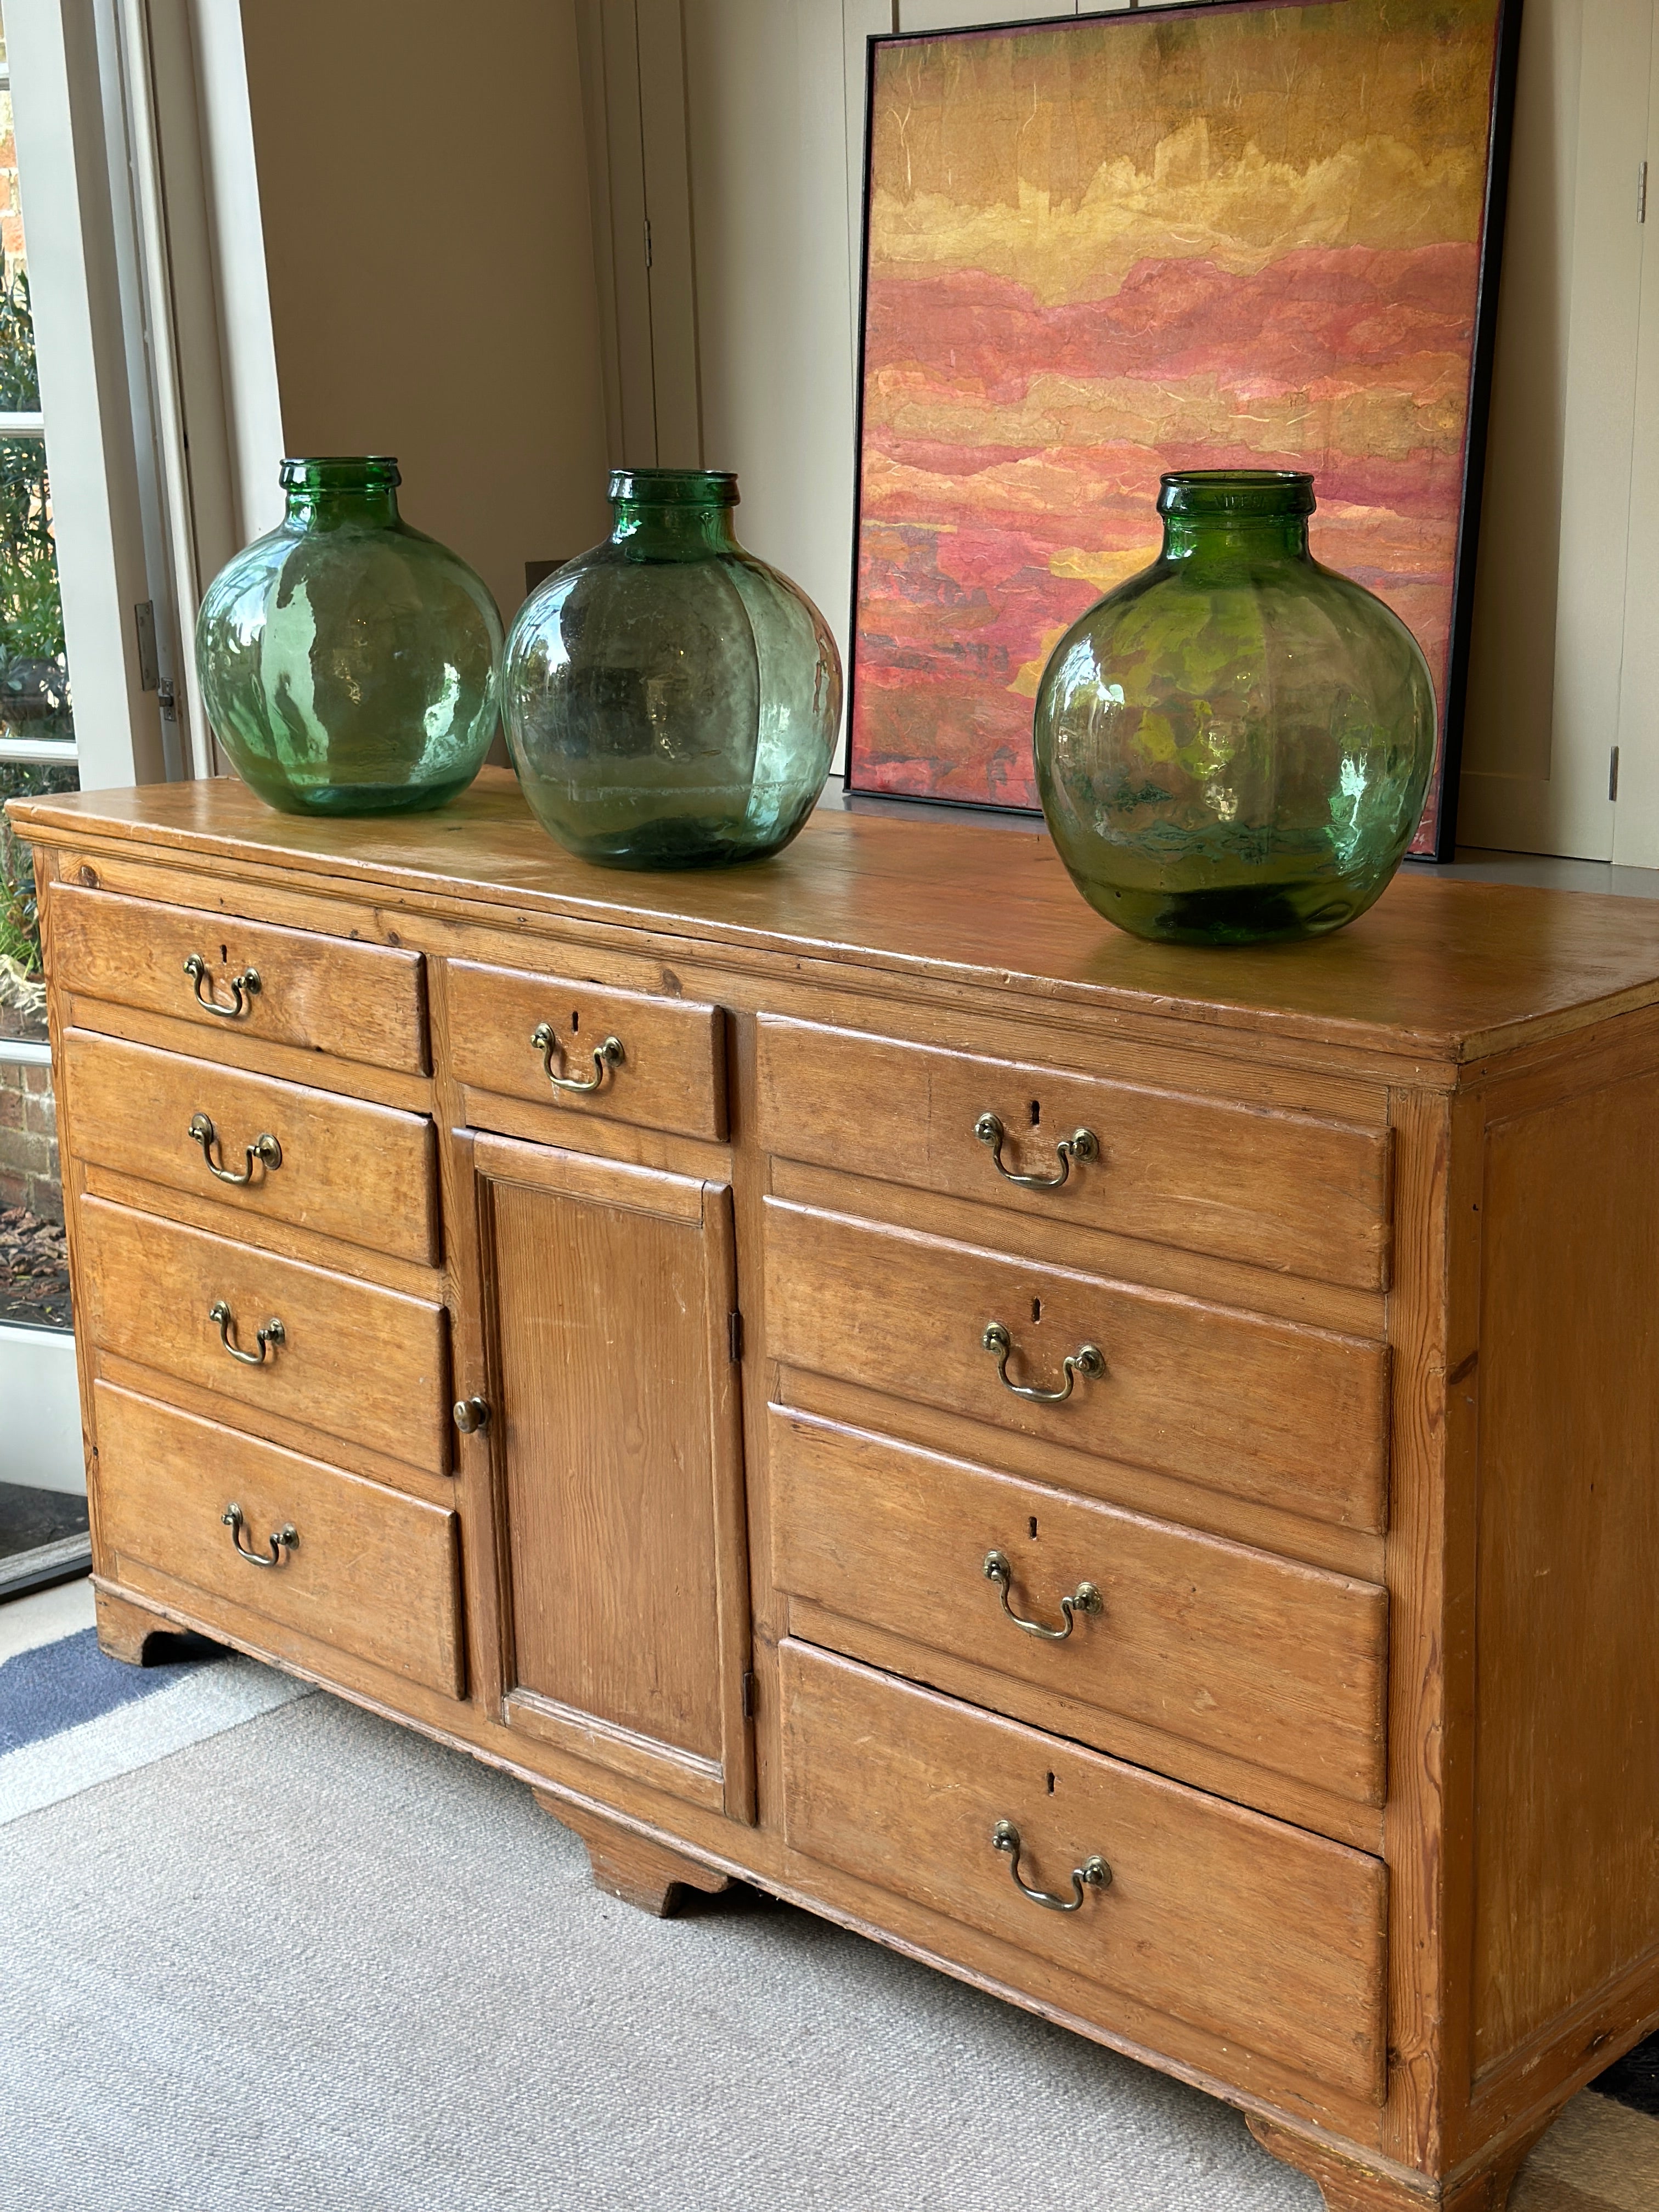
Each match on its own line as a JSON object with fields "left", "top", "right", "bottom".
{"left": 0, "top": 1628, "right": 212, "bottom": 1756}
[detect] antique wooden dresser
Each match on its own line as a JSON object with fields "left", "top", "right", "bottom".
{"left": 12, "top": 769, "right": 1659, "bottom": 2211}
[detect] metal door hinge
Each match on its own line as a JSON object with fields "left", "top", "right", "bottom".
{"left": 133, "top": 600, "right": 160, "bottom": 690}
{"left": 644, "top": 216, "right": 653, "bottom": 270}
{"left": 1610, "top": 745, "right": 1621, "bottom": 803}
{"left": 741, "top": 1669, "right": 756, "bottom": 1720}
{"left": 1641, "top": 161, "right": 1649, "bottom": 223}
{"left": 729, "top": 1310, "right": 743, "bottom": 1363}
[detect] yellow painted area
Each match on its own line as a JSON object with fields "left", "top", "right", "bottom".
{"left": 1007, "top": 623, "right": 1072, "bottom": 698}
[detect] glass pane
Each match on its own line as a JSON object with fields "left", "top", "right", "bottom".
{"left": 0, "top": 31, "right": 74, "bottom": 1334}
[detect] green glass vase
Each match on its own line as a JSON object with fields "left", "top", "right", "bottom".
{"left": 1034, "top": 472, "right": 1436, "bottom": 946}
{"left": 195, "top": 456, "right": 503, "bottom": 816}
{"left": 501, "top": 469, "right": 840, "bottom": 869}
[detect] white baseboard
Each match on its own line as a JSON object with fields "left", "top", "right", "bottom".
{"left": 0, "top": 1325, "right": 85, "bottom": 1494}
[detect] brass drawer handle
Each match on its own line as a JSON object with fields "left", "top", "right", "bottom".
{"left": 992, "top": 1820, "right": 1111, "bottom": 1912}
{"left": 982, "top": 1321, "right": 1103, "bottom": 1404}
{"left": 221, "top": 1502, "right": 297, "bottom": 1568}
{"left": 189, "top": 1111, "right": 281, "bottom": 1186}
{"left": 209, "top": 1299, "right": 285, "bottom": 1367}
{"left": 975, "top": 1112, "right": 1097, "bottom": 1190}
{"left": 983, "top": 1550, "right": 1102, "bottom": 1640}
{"left": 183, "top": 953, "right": 261, "bottom": 1018}
{"left": 531, "top": 1022, "right": 624, "bottom": 1096}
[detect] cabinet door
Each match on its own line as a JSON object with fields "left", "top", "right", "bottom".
{"left": 461, "top": 1132, "right": 754, "bottom": 1823}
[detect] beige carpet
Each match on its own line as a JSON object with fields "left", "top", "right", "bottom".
{"left": 0, "top": 1683, "right": 1653, "bottom": 2210}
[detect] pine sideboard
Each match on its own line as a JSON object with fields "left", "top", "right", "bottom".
{"left": 12, "top": 769, "right": 1659, "bottom": 2211}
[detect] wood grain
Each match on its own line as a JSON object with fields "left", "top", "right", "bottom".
{"left": 62, "top": 1028, "right": 439, "bottom": 1266}
{"left": 47, "top": 881, "right": 430, "bottom": 1074}
{"left": 780, "top": 1641, "right": 1389, "bottom": 2103}
{"left": 446, "top": 955, "right": 727, "bottom": 1139}
{"left": 93, "top": 1383, "right": 463, "bottom": 1697}
{"left": 469, "top": 1135, "right": 754, "bottom": 1822}
{"left": 757, "top": 1015, "right": 1392, "bottom": 1290}
{"left": 534, "top": 1792, "right": 732, "bottom": 1915}
{"left": 770, "top": 1406, "right": 1389, "bottom": 1807}
{"left": 764, "top": 1199, "right": 1391, "bottom": 1530}
{"left": 1472, "top": 1068, "right": 1659, "bottom": 2069}
{"left": 75, "top": 1195, "right": 450, "bottom": 1479}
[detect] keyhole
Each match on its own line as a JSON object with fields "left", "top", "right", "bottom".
{"left": 1029, "top": 1099, "right": 1041, "bottom": 1128}
{"left": 220, "top": 944, "right": 228, "bottom": 963}
{"left": 1028, "top": 1515, "right": 1039, "bottom": 1540}
{"left": 1031, "top": 1296, "right": 1042, "bottom": 1324}
{"left": 1046, "top": 1771, "right": 1056, "bottom": 1795}
{"left": 571, "top": 1009, "right": 580, "bottom": 1032}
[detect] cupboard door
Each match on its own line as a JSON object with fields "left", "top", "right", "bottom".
{"left": 462, "top": 1132, "right": 754, "bottom": 1822}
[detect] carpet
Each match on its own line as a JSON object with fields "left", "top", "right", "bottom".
{"left": 0, "top": 1681, "right": 1655, "bottom": 2212}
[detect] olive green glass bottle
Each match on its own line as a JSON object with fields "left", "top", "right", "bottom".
{"left": 1034, "top": 471, "right": 1436, "bottom": 946}
{"left": 195, "top": 456, "right": 503, "bottom": 816}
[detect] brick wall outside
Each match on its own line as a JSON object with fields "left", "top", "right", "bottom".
{"left": 0, "top": 1057, "right": 60, "bottom": 1221}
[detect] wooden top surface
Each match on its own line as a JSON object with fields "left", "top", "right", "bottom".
{"left": 14, "top": 768, "right": 1659, "bottom": 1065}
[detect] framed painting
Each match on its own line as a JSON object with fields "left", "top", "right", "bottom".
{"left": 845, "top": 0, "right": 1520, "bottom": 859}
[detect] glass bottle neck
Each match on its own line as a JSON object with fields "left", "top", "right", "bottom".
{"left": 1161, "top": 513, "right": 1310, "bottom": 567}
{"left": 284, "top": 484, "right": 402, "bottom": 531}
{"left": 611, "top": 500, "right": 739, "bottom": 558}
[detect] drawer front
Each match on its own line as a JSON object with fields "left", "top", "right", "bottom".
{"left": 764, "top": 1201, "right": 1390, "bottom": 1531}
{"left": 64, "top": 1030, "right": 439, "bottom": 1267}
{"left": 780, "top": 1641, "right": 1387, "bottom": 2103}
{"left": 94, "top": 1383, "right": 463, "bottom": 1697}
{"left": 771, "top": 1407, "right": 1388, "bottom": 1807}
{"left": 49, "top": 883, "right": 429, "bottom": 1075}
{"left": 446, "top": 958, "right": 727, "bottom": 1140}
{"left": 756, "top": 1018, "right": 1391, "bottom": 1291}
{"left": 78, "top": 1198, "right": 450, "bottom": 1477}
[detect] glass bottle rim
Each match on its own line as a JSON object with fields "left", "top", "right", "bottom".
{"left": 608, "top": 467, "right": 739, "bottom": 508}
{"left": 1158, "top": 470, "right": 1315, "bottom": 518}
{"left": 279, "top": 455, "right": 402, "bottom": 492}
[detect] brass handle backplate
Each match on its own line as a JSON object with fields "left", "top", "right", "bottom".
{"left": 222, "top": 1502, "right": 297, "bottom": 1568}
{"left": 975, "top": 1113, "right": 1098, "bottom": 1190}
{"left": 453, "top": 1396, "right": 490, "bottom": 1435}
{"left": 189, "top": 1111, "right": 281, "bottom": 1187}
{"left": 992, "top": 1820, "right": 1110, "bottom": 1912}
{"left": 184, "top": 953, "right": 261, "bottom": 1019}
{"left": 982, "top": 1321, "right": 1103, "bottom": 1404}
{"left": 983, "top": 1550, "right": 1102, "bottom": 1640}
{"left": 209, "top": 1300, "right": 285, "bottom": 1367}
{"left": 530, "top": 1022, "right": 623, "bottom": 1096}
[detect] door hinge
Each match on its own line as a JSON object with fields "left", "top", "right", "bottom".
{"left": 741, "top": 1669, "right": 756, "bottom": 1720}
{"left": 1641, "top": 161, "right": 1649, "bottom": 223}
{"left": 1610, "top": 744, "right": 1621, "bottom": 802}
{"left": 644, "top": 216, "right": 653, "bottom": 270}
{"left": 133, "top": 599, "right": 160, "bottom": 690}
{"left": 729, "top": 1310, "right": 743, "bottom": 1363}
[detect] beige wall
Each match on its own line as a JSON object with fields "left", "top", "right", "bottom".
{"left": 240, "top": 0, "right": 612, "bottom": 630}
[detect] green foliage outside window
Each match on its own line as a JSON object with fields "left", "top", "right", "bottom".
{"left": 0, "top": 263, "right": 74, "bottom": 985}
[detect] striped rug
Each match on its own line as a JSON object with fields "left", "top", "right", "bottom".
{"left": 0, "top": 1582, "right": 1654, "bottom": 2209}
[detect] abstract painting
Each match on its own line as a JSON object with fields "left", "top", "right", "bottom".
{"left": 847, "top": 0, "right": 1517, "bottom": 857}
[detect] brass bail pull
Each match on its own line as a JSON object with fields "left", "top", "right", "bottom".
{"left": 981, "top": 1322, "right": 1103, "bottom": 1404}
{"left": 991, "top": 1820, "right": 1111, "bottom": 1913}
{"left": 983, "top": 1550, "right": 1102, "bottom": 1641}
{"left": 209, "top": 1300, "right": 285, "bottom": 1367}
{"left": 221, "top": 1502, "right": 297, "bottom": 1568}
{"left": 530, "top": 1022, "right": 624, "bottom": 1096}
{"left": 974, "top": 1113, "right": 1097, "bottom": 1190}
{"left": 189, "top": 1112, "right": 281, "bottom": 1187}
{"left": 183, "top": 953, "right": 261, "bottom": 1018}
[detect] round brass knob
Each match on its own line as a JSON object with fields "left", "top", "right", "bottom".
{"left": 452, "top": 1397, "right": 490, "bottom": 1435}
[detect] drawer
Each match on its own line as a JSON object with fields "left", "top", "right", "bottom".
{"left": 63, "top": 1030, "right": 439, "bottom": 1267}
{"left": 77, "top": 1198, "right": 451, "bottom": 1478}
{"left": 94, "top": 1383, "right": 463, "bottom": 1697}
{"left": 780, "top": 1641, "right": 1387, "bottom": 2103}
{"left": 770, "top": 1407, "right": 1388, "bottom": 1807}
{"left": 764, "top": 1201, "right": 1390, "bottom": 1531}
{"left": 48, "top": 883, "right": 429, "bottom": 1075}
{"left": 757, "top": 1017, "right": 1391, "bottom": 1291}
{"left": 446, "top": 958, "right": 726, "bottom": 1140}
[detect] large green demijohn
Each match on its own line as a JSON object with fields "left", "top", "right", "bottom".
{"left": 1033, "top": 471, "right": 1436, "bottom": 946}
{"left": 195, "top": 456, "right": 503, "bottom": 816}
